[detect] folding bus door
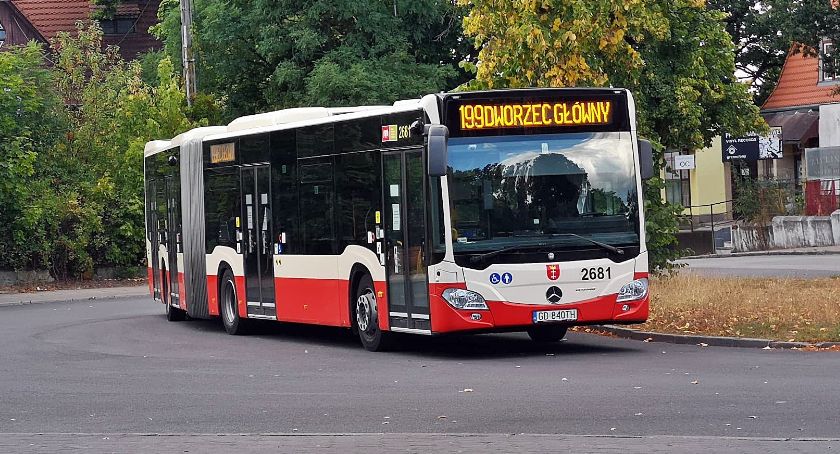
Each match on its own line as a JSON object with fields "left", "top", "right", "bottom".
{"left": 383, "top": 148, "right": 430, "bottom": 331}
{"left": 241, "top": 165, "right": 276, "bottom": 319}
{"left": 147, "top": 179, "right": 161, "bottom": 300}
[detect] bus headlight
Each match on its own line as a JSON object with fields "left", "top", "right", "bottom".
{"left": 442, "top": 288, "right": 488, "bottom": 310}
{"left": 616, "top": 278, "right": 648, "bottom": 303}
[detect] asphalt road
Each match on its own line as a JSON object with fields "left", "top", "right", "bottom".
{"left": 2, "top": 297, "right": 839, "bottom": 452}
{"left": 679, "top": 254, "right": 840, "bottom": 278}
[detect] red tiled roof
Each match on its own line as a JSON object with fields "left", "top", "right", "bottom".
{"left": 762, "top": 44, "right": 840, "bottom": 110}
{"left": 10, "top": 0, "right": 95, "bottom": 40}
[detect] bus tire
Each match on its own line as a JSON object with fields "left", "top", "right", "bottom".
{"left": 527, "top": 325, "right": 568, "bottom": 342}
{"left": 162, "top": 265, "right": 186, "bottom": 321}
{"left": 354, "top": 274, "right": 389, "bottom": 352}
{"left": 219, "top": 269, "right": 249, "bottom": 335}
{"left": 165, "top": 297, "right": 186, "bottom": 321}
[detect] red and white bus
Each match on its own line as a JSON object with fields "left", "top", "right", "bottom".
{"left": 144, "top": 88, "right": 654, "bottom": 350}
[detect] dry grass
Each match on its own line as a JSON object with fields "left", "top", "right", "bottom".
{"left": 645, "top": 273, "right": 840, "bottom": 342}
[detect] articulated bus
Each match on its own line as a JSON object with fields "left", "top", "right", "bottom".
{"left": 144, "top": 88, "right": 654, "bottom": 351}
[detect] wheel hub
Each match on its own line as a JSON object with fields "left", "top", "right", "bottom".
{"left": 356, "top": 291, "right": 375, "bottom": 333}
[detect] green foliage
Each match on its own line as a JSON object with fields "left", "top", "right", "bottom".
{"left": 0, "top": 43, "right": 67, "bottom": 271}
{"left": 152, "top": 0, "right": 470, "bottom": 118}
{"left": 461, "top": 0, "right": 765, "bottom": 274}
{"left": 0, "top": 23, "right": 213, "bottom": 278}
{"left": 90, "top": 0, "right": 123, "bottom": 20}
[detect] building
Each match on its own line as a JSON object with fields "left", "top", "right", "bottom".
{"left": 0, "top": 0, "right": 160, "bottom": 60}
{"left": 761, "top": 42, "right": 840, "bottom": 215}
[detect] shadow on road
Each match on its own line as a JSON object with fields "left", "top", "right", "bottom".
{"left": 173, "top": 315, "right": 639, "bottom": 360}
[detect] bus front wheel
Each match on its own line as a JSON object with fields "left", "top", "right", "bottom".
{"left": 220, "top": 269, "right": 249, "bottom": 335}
{"left": 354, "top": 274, "right": 389, "bottom": 352}
{"left": 527, "top": 325, "right": 568, "bottom": 343}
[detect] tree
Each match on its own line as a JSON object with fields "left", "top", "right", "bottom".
{"left": 46, "top": 22, "right": 209, "bottom": 277}
{"left": 151, "top": 0, "right": 471, "bottom": 118}
{"left": 0, "top": 43, "right": 67, "bottom": 271}
{"left": 461, "top": 0, "right": 766, "bottom": 273}
{"left": 710, "top": 0, "right": 840, "bottom": 104}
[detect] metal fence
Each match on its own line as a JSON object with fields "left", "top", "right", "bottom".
{"left": 677, "top": 200, "right": 735, "bottom": 255}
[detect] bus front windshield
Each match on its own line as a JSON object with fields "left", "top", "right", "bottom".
{"left": 445, "top": 132, "right": 640, "bottom": 256}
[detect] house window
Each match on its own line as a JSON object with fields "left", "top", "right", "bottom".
{"left": 99, "top": 18, "right": 136, "bottom": 35}
{"left": 664, "top": 151, "right": 691, "bottom": 208}
{"left": 820, "top": 41, "right": 838, "bottom": 82}
{"left": 0, "top": 21, "right": 6, "bottom": 47}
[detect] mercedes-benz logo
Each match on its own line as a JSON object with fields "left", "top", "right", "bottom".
{"left": 546, "top": 286, "right": 563, "bottom": 304}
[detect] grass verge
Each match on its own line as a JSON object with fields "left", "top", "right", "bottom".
{"left": 644, "top": 273, "right": 840, "bottom": 343}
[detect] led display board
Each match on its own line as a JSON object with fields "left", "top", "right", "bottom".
{"left": 444, "top": 90, "right": 629, "bottom": 137}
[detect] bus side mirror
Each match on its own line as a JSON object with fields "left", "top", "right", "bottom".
{"left": 638, "top": 139, "right": 654, "bottom": 180}
{"left": 426, "top": 125, "right": 449, "bottom": 177}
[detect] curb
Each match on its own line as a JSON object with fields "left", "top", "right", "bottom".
{"left": 683, "top": 249, "right": 840, "bottom": 259}
{"left": 0, "top": 287, "right": 147, "bottom": 308}
{"left": 595, "top": 325, "right": 840, "bottom": 350}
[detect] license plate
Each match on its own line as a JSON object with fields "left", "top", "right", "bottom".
{"left": 533, "top": 309, "right": 578, "bottom": 323}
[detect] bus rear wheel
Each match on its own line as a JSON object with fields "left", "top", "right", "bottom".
{"left": 165, "top": 297, "right": 186, "bottom": 321}
{"left": 527, "top": 325, "right": 568, "bottom": 342}
{"left": 220, "top": 269, "right": 249, "bottom": 335}
{"left": 354, "top": 274, "right": 389, "bottom": 352}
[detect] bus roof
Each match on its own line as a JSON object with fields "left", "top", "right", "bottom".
{"left": 143, "top": 95, "right": 440, "bottom": 151}
{"left": 225, "top": 106, "right": 388, "bottom": 133}
{"left": 143, "top": 140, "right": 172, "bottom": 157}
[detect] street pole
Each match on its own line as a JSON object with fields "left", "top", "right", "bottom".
{"left": 180, "top": 0, "right": 196, "bottom": 106}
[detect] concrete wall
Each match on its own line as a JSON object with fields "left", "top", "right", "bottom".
{"left": 819, "top": 104, "right": 840, "bottom": 147}
{"left": 731, "top": 209, "right": 840, "bottom": 251}
{"left": 0, "top": 270, "right": 54, "bottom": 287}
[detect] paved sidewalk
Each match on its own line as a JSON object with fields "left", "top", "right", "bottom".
{"left": 684, "top": 245, "right": 840, "bottom": 259}
{"left": 0, "top": 285, "right": 147, "bottom": 307}
{"left": 0, "top": 433, "right": 835, "bottom": 454}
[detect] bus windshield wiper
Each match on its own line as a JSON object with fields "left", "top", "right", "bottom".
{"left": 553, "top": 233, "right": 624, "bottom": 255}
{"left": 469, "top": 243, "right": 548, "bottom": 264}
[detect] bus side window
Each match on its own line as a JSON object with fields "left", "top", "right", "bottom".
{"left": 299, "top": 160, "right": 336, "bottom": 255}
{"left": 204, "top": 168, "right": 240, "bottom": 253}
{"left": 335, "top": 151, "right": 379, "bottom": 249}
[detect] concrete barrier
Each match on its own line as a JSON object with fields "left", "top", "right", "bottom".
{"left": 731, "top": 224, "right": 774, "bottom": 252}
{"left": 832, "top": 210, "right": 840, "bottom": 246}
{"left": 772, "top": 214, "right": 835, "bottom": 248}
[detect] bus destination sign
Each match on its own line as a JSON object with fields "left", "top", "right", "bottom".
{"left": 210, "top": 142, "right": 235, "bottom": 164}
{"left": 459, "top": 100, "right": 612, "bottom": 131}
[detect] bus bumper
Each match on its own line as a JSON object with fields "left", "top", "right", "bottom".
{"left": 429, "top": 285, "right": 649, "bottom": 333}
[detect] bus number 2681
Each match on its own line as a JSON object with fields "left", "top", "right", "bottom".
{"left": 581, "top": 267, "right": 611, "bottom": 280}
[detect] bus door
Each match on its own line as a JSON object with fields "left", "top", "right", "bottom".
{"left": 383, "top": 149, "right": 430, "bottom": 331}
{"left": 147, "top": 179, "right": 161, "bottom": 300}
{"left": 241, "top": 165, "right": 276, "bottom": 318}
{"left": 164, "top": 175, "right": 180, "bottom": 308}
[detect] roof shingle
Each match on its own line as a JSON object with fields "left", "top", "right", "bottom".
{"left": 763, "top": 45, "right": 840, "bottom": 110}
{"left": 10, "top": 0, "right": 94, "bottom": 40}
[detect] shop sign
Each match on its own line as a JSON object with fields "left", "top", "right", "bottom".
{"left": 673, "top": 154, "right": 695, "bottom": 170}
{"left": 722, "top": 127, "right": 783, "bottom": 162}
